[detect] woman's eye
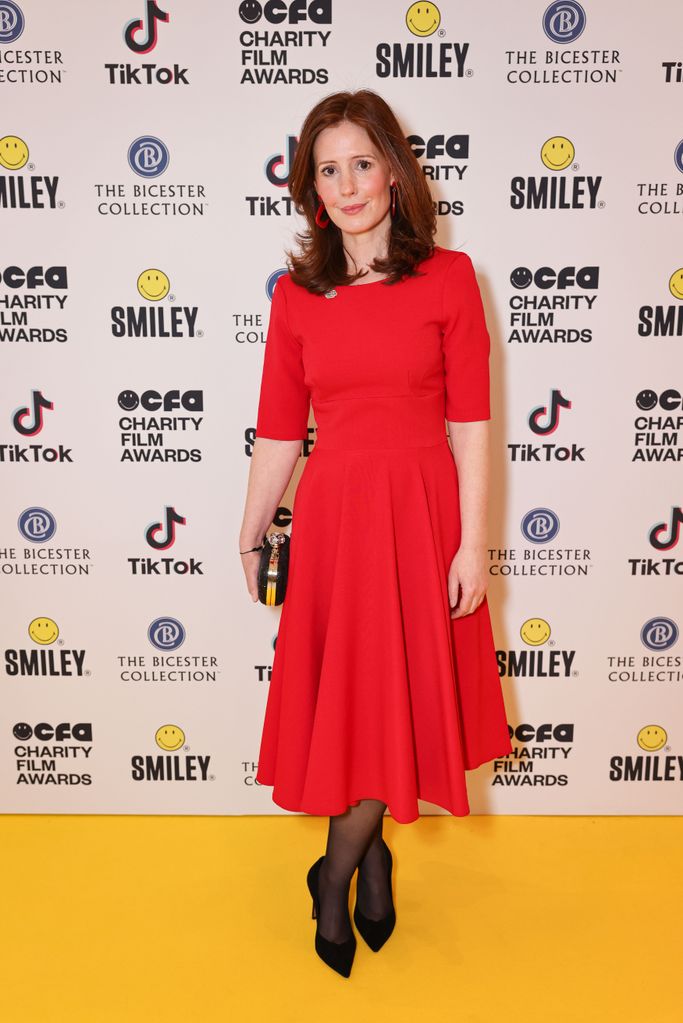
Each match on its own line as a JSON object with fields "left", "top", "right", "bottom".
{"left": 321, "top": 166, "right": 335, "bottom": 176}
{"left": 358, "top": 160, "right": 371, "bottom": 170}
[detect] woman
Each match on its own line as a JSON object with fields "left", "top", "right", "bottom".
{"left": 239, "top": 89, "right": 512, "bottom": 978}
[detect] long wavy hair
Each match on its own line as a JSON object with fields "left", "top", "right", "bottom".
{"left": 285, "top": 90, "right": 437, "bottom": 294}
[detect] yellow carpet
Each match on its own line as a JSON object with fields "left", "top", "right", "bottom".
{"left": 2, "top": 814, "right": 680, "bottom": 1022}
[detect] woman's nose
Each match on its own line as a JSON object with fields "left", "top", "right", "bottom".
{"left": 339, "top": 172, "right": 356, "bottom": 196}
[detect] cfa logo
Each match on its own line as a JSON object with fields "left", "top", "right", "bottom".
{"left": 238, "top": 0, "right": 331, "bottom": 25}
{"left": 123, "top": 1, "right": 169, "bottom": 53}
{"left": 13, "top": 721, "right": 93, "bottom": 741}
{"left": 0, "top": 265, "right": 67, "bottom": 289}
{"left": 407, "top": 135, "right": 469, "bottom": 160}
{"left": 117, "top": 389, "right": 204, "bottom": 412}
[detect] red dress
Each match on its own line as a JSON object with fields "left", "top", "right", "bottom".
{"left": 254, "top": 245, "right": 512, "bottom": 824}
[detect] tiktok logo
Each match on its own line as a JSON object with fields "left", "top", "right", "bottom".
{"left": 11, "top": 389, "right": 54, "bottom": 436}
{"left": 145, "top": 506, "right": 186, "bottom": 550}
{"left": 528, "top": 389, "right": 572, "bottom": 435}
{"left": 649, "top": 507, "right": 683, "bottom": 551}
{"left": 265, "top": 136, "right": 298, "bottom": 187}
{"left": 123, "top": 1, "right": 169, "bottom": 54}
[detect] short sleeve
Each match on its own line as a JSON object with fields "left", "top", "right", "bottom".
{"left": 255, "top": 276, "right": 311, "bottom": 440}
{"left": 441, "top": 252, "right": 491, "bottom": 422}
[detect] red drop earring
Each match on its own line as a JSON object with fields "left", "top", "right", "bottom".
{"left": 315, "top": 193, "right": 330, "bottom": 228}
{"left": 390, "top": 182, "right": 397, "bottom": 217}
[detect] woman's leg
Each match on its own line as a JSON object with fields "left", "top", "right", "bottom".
{"left": 317, "top": 797, "right": 387, "bottom": 943}
{"left": 356, "top": 811, "right": 394, "bottom": 921}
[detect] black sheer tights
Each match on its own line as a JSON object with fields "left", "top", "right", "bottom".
{"left": 317, "top": 798, "right": 393, "bottom": 944}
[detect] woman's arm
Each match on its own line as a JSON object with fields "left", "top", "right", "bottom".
{"left": 239, "top": 436, "right": 303, "bottom": 602}
{"left": 446, "top": 419, "right": 490, "bottom": 618}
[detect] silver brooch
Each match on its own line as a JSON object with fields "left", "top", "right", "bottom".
{"left": 324, "top": 289, "right": 337, "bottom": 299}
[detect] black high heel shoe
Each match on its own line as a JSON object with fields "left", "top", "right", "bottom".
{"left": 353, "top": 837, "right": 396, "bottom": 952}
{"left": 306, "top": 855, "right": 357, "bottom": 978}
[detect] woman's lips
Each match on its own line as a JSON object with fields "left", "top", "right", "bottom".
{"left": 340, "top": 203, "right": 366, "bottom": 214}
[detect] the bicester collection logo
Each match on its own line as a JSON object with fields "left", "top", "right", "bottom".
{"left": 0, "top": 1, "right": 66, "bottom": 85}
{"left": 505, "top": 1, "right": 623, "bottom": 86}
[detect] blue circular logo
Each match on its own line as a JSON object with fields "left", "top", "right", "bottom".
{"left": 148, "top": 617, "right": 186, "bottom": 650}
{"left": 521, "top": 507, "right": 560, "bottom": 544}
{"left": 127, "top": 136, "right": 170, "bottom": 178}
{"left": 674, "top": 140, "right": 683, "bottom": 174}
{"left": 640, "top": 617, "right": 679, "bottom": 651}
{"left": 0, "top": 2, "right": 25, "bottom": 43}
{"left": 266, "top": 268, "right": 288, "bottom": 301}
{"left": 18, "top": 506, "right": 56, "bottom": 543}
{"left": 542, "top": 1, "right": 586, "bottom": 44}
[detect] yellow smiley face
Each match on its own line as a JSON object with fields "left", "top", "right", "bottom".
{"left": 540, "top": 135, "right": 575, "bottom": 172}
{"left": 0, "top": 134, "right": 29, "bottom": 170}
{"left": 668, "top": 268, "right": 683, "bottom": 300}
{"left": 137, "top": 268, "right": 170, "bottom": 301}
{"left": 28, "top": 617, "right": 59, "bottom": 645}
{"left": 155, "top": 724, "right": 185, "bottom": 751}
{"left": 405, "top": 2, "right": 441, "bottom": 36}
{"left": 636, "top": 725, "right": 667, "bottom": 752}
{"left": 520, "top": 617, "right": 551, "bottom": 646}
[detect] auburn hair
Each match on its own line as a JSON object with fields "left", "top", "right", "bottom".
{"left": 285, "top": 89, "right": 437, "bottom": 294}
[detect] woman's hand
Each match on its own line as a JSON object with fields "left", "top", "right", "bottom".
{"left": 448, "top": 544, "right": 487, "bottom": 619}
{"left": 240, "top": 549, "right": 261, "bottom": 603}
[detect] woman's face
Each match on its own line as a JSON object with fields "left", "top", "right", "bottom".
{"left": 312, "top": 120, "right": 393, "bottom": 238}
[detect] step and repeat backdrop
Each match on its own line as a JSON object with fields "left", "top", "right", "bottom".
{"left": 2, "top": 0, "right": 681, "bottom": 816}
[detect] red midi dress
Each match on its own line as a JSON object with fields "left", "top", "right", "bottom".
{"left": 253, "top": 244, "right": 512, "bottom": 824}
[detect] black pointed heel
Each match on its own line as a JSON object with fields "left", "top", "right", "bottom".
{"left": 306, "top": 855, "right": 356, "bottom": 978}
{"left": 353, "top": 838, "right": 396, "bottom": 952}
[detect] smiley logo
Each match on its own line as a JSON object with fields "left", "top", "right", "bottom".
{"left": 137, "top": 269, "right": 170, "bottom": 302}
{"left": 13, "top": 722, "right": 32, "bottom": 741}
{"left": 510, "top": 267, "right": 533, "bottom": 290}
{"left": 637, "top": 725, "right": 667, "bottom": 752}
{"left": 28, "top": 617, "right": 59, "bottom": 645}
{"left": 520, "top": 617, "right": 551, "bottom": 646}
{"left": 118, "top": 390, "right": 138, "bottom": 411}
{"left": 668, "top": 268, "right": 683, "bottom": 300}
{"left": 0, "top": 135, "right": 29, "bottom": 171}
{"left": 540, "top": 136, "right": 575, "bottom": 172}
{"left": 406, "top": 2, "right": 441, "bottom": 36}
{"left": 636, "top": 389, "right": 658, "bottom": 411}
{"left": 238, "top": 0, "right": 262, "bottom": 24}
{"left": 155, "top": 724, "right": 185, "bottom": 751}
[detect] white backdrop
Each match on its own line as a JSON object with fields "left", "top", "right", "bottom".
{"left": 2, "top": 0, "right": 681, "bottom": 816}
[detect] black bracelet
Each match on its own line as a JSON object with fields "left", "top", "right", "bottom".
{"left": 240, "top": 537, "right": 266, "bottom": 555}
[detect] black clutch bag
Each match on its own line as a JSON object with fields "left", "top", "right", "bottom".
{"left": 257, "top": 531, "right": 291, "bottom": 606}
